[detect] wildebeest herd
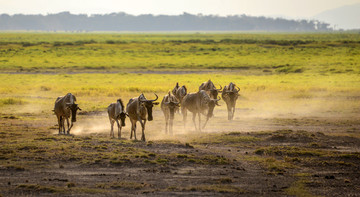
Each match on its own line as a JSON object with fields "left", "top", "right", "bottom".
{"left": 53, "top": 80, "right": 240, "bottom": 141}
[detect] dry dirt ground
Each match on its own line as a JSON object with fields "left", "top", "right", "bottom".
{"left": 0, "top": 108, "right": 360, "bottom": 196}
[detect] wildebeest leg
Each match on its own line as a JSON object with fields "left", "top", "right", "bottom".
{"left": 198, "top": 113, "right": 202, "bottom": 132}
{"left": 66, "top": 118, "right": 73, "bottom": 135}
{"left": 57, "top": 116, "right": 62, "bottom": 134}
{"left": 133, "top": 123, "right": 137, "bottom": 140}
{"left": 115, "top": 119, "right": 121, "bottom": 139}
{"left": 109, "top": 119, "right": 114, "bottom": 138}
{"left": 227, "top": 104, "right": 232, "bottom": 120}
{"left": 182, "top": 106, "right": 187, "bottom": 129}
{"left": 192, "top": 113, "right": 198, "bottom": 131}
{"left": 182, "top": 109, "right": 187, "bottom": 130}
{"left": 140, "top": 119, "right": 146, "bottom": 141}
{"left": 202, "top": 117, "right": 209, "bottom": 129}
{"left": 231, "top": 106, "right": 236, "bottom": 120}
{"left": 64, "top": 117, "right": 70, "bottom": 134}
{"left": 169, "top": 118, "right": 173, "bottom": 135}
{"left": 165, "top": 114, "right": 169, "bottom": 134}
{"left": 130, "top": 122, "right": 133, "bottom": 139}
{"left": 61, "top": 117, "right": 66, "bottom": 134}
{"left": 130, "top": 120, "right": 136, "bottom": 140}
{"left": 68, "top": 121, "right": 74, "bottom": 135}
{"left": 118, "top": 125, "right": 122, "bottom": 139}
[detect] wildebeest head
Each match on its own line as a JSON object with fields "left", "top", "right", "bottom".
{"left": 66, "top": 103, "right": 81, "bottom": 122}
{"left": 139, "top": 93, "right": 159, "bottom": 121}
{"left": 117, "top": 112, "right": 128, "bottom": 126}
{"left": 116, "top": 99, "right": 127, "bottom": 126}
{"left": 222, "top": 86, "right": 240, "bottom": 105}
{"left": 172, "top": 82, "right": 180, "bottom": 95}
{"left": 209, "top": 89, "right": 218, "bottom": 99}
{"left": 200, "top": 80, "right": 222, "bottom": 99}
{"left": 205, "top": 97, "right": 221, "bottom": 118}
{"left": 208, "top": 85, "right": 222, "bottom": 99}
{"left": 177, "top": 85, "right": 187, "bottom": 99}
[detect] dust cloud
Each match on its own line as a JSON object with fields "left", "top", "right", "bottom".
{"left": 70, "top": 112, "right": 109, "bottom": 136}
{"left": 62, "top": 92, "right": 356, "bottom": 140}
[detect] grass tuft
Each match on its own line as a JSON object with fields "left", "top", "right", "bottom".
{"left": 0, "top": 98, "right": 26, "bottom": 106}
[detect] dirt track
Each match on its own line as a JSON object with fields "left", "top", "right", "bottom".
{"left": 1, "top": 108, "right": 360, "bottom": 196}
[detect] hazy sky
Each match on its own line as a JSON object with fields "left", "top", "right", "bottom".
{"left": 1, "top": 0, "right": 359, "bottom": 18}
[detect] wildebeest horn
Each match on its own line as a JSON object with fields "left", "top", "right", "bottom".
{"left": 77, "top": 107, "right": 82, "bottom": 111}
{"left": 217, "top": 85, "right": 223, "bottom": 91}
{"left": 149, "top": 93, "right": 158, "bottom": 102}
{"left": 212, "top": 96, "right": 221, "bottom": 106}
{"left": 236, "top": 86, "right": 240, "bottom": 92}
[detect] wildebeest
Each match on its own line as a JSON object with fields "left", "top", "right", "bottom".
{"left": 54, "top": 93, "right": 81, "bottom": 135}
{"left": 172, "top": 82, "right": 187, "bottom": 113}
{"left": 175, "top": 85, "right": 187, "bottom": 103}
{"left": 161, "top": 92, "right": 180, "bottom": 135}
{"left": 172, "top": 82, "right": 180, "bottom": 96}
{"left": 107, "top": 99, "right": 128, "bottom": 139}
{"left": 221, "top": 82, "right": 240, "bottom": 120}
{"left": 199, "top": 79, "right": 222, "bottom": 99}
{"left": 181, "top": 90, "right": 220, "bottom": 132}
{"left": 126, "top": 93, "right": 159, "bottom": 141}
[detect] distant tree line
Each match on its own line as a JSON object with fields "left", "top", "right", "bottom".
{"left": 0, "top": 12, "right": 332, "bottom": 32}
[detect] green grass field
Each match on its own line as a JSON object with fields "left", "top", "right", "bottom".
{"left": 0, "top": 32, "right": 359, "bottom": 74}
{"left": 0, "top": 32, "right": 359, "bottom": 116}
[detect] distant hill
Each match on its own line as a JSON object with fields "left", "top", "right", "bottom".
{"left": 0, "top": 12, "right": 332, "bottom": 32}
{"left": 314, "top": 3, "right": 360, "bottom": 30}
